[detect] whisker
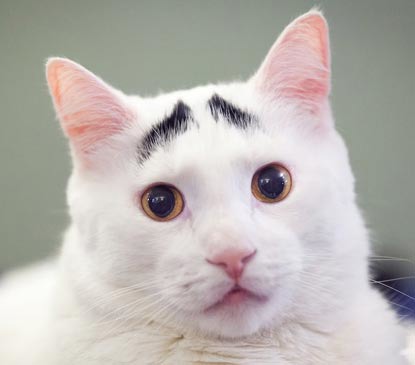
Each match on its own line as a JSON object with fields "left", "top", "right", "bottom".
{"left": 369, "top": 256, "right": 414, "bottom": 264}
{"left": 387, "top": 300, "right": 415, "bottom": 314}
{"left": 372, "top": 276, "right": 415, "bottom": 284}
{"left": 370, "top": 280, "right": 415, "bottom": 302}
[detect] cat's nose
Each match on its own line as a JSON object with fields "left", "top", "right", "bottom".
{"left": 206, "top": 247, "right": 257, "bottom": 280}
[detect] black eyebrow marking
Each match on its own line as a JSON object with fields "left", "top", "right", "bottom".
{"left": 207, "top": 94, "right": 256, "bottom": 129}
{"left": 138, "top": 101, "right": 193, "bottom": 162}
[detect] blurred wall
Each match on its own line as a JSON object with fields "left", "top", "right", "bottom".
{"left": 0, "top": 0, "right": 414, "bottom": 270}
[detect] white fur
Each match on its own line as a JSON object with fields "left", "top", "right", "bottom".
{"left": 0, "top": 10, "right": 412, "bottom": 365}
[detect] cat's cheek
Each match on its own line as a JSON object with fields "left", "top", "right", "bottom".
{"left": 178, "top": 205, "right": 191, "bottom": 221}
{"left": 251, "top": 198, "right": 262, "bottom": 210}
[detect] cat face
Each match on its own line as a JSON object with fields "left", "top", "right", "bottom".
{"left": 47, "top": 10, "right": 369, "bottom": 338}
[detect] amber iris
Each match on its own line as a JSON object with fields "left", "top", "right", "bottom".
{"left": 141, "top": 185, "right": 184, "bottom": 221}
{"left": 252, "top": 164, "right": 292, "bottom": 203}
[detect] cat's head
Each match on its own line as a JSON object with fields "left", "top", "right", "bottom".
{"left": 47, "top": 10, "right": 369, "bottom": 339}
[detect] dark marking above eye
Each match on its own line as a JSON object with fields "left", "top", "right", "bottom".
{"left": 138, "top": 101, "right": 194, "bottom": 162}
{"left": 207, "top": 94, "right": 257, "bottom": 129}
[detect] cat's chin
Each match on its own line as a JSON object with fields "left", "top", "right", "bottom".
{"left": 181, "top": 291, "right": 279, "bottom": 339}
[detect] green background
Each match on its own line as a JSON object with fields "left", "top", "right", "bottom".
{"left": 0, "top": 0, "right": 414, "bottom": 270}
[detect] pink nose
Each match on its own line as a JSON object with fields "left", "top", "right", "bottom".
{"left": 206, "top": 247, "right": 257, "bottom": 280}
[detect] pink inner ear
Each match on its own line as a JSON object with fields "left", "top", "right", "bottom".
{"left": 256, "top": 12, "right": 330, "bottom": 113}
{"left": 47, "top": 58, "right": 133, "bottom": 154}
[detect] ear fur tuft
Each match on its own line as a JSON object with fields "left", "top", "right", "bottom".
{"left": 252, "top": 10, "right": 330, "bottom": 114}
{"left": 46, "top": 58, "right": 134, "bottom": 158}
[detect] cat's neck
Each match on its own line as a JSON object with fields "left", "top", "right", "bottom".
{"left": 54, "top": 303, "right": 341, "bottom": 365}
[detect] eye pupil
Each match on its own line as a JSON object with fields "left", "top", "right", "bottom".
{"left": 252, "top": 163, "right": 291, "bottom": 203}
{"left": 148, "top": 186, "right": 175, "bottom": 218}
{"left": 258, "top": 166, "right": 286, "bottom": 199}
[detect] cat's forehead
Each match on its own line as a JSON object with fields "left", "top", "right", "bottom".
{"left": 133, "top": 82, "right": 268, "bottom": 168}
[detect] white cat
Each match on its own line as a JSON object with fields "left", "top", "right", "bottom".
{"left": 0, "top": 10, "right": 412, "bottom": 365}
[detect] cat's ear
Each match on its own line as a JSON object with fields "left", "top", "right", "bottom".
{"left": 251, "top": 10, "right": 330, "bottom": 114}
{"left": 46, "top": 58, "right": 135, "bottom": 165}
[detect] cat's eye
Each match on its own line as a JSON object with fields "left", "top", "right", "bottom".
{"left": 141, "top": 185, "right": 184, "bottom": 221}
{"left": 252, "top": 164, "right": 292, "bottom": 203}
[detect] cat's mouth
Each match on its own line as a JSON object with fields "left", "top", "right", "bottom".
{"left": 204, "top": 285, "right": 267, "bottom": 312}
